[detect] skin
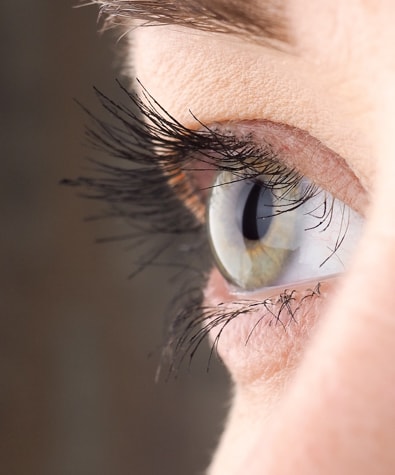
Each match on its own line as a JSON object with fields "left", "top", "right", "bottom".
{"left": 130, "top": 0, "right": 395, "bottom": 473}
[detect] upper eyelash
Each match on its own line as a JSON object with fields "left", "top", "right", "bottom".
{"left": 63, "top": 80, "right": 335, "bottom": 374}
{"left": 71, "top": 78, "right": 331, "bottom": 221}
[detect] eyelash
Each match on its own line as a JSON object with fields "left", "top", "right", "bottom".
{"left": 63, "top": 80, "right": 335, "bottom": 375}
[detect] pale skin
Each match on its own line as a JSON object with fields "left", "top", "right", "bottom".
{"left": 130, "top": 0, "right": 395, "bottom": 473}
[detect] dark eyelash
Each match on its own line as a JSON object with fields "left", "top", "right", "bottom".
{"left": 62, "top": 80, "right": 330, "bottom": 374}
{"left": 163, "top": 283, "right": 322, "bottom": 376}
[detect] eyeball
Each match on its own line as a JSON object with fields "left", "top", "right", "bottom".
{"left": 207, "top": 171, "right": 363, "bottom": 292}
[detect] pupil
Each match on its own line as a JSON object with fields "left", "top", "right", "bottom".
{"left": 242, "top": 182, "right": 273, "bottom": 241}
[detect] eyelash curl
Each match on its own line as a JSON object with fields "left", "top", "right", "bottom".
{"left": 62, "top": 80, "right": 327, "bottom": 377}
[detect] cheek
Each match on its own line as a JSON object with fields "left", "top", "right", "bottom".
{"left": 204, "top": 269, "right": 334, "bottom": 389}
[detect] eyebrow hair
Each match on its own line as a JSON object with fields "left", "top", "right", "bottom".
{"left": 96, "top": 0, "right": 289, "bottom": 47}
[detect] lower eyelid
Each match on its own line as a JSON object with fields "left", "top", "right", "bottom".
{"left": 204, "top": 268, "right": 334, "bottom": 387}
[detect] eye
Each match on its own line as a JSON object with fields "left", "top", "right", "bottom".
{"left": 207, "top": 170, "right": 364, "bottom": 292}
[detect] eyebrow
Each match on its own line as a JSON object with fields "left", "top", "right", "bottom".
{"left": 96, "top": 0, "right": 290, "bottom": 47}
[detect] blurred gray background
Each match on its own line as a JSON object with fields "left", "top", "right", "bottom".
{"left": 0, "top": 2, "right": 229, "bottom": 474}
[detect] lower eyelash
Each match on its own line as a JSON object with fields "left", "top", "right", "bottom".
{"left": 162, "top": 283, "right": 322, "bottom": 376}
{"left": 63, "top": 80, "right": 339, "bottom": 374}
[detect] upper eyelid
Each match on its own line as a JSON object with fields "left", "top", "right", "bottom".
{"left": 138, "top": 74, "right": 367, "bottom": 216}
{"left": 176, "top": 119, "right": 367, "bottom": 218}
{"left": 72, "top": 80, "right": 366, "bottom": 222}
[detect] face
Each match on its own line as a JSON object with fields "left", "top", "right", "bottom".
{"left": 94, "top": 1, "right": 395, "bottom": 473}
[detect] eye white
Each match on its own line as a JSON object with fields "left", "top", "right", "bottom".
{"left": 207, "top": 171, "right": 363, "bottom": 292}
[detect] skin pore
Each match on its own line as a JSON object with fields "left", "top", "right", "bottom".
{"left": 104, "top": 0, "right": 395, "bottom": 473}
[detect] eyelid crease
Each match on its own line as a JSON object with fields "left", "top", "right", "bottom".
{"left": 163, "top": 118, "right": 367, "bottom": 236}
{"left": 204, "top": 120, "right": 368, "bottom": 217}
